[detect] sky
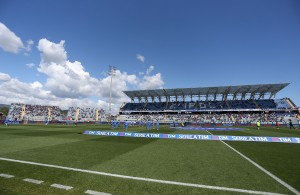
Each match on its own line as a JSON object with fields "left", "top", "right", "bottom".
{"left": 0, "top": 0, "right": 300, "bottom": 113}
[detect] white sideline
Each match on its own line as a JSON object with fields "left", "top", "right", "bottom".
{"left": 50, "top": 183, "right": 73, "bottom": 190}
{"left": 23, "top": 178, "right": 44, "bottom": 184}
{"left": 0, "top": 173, "right": 14, "bottom": 178}
{"left": 206, "top": 130, "right": 300, "bottom": 195}
{"left": 85, "top": 189, "right": 111, "bottom": 195}
{"left": 0, "top": 157, "right": 285, "bottom": 195}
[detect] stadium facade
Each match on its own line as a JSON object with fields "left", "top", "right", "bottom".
{"left": 119, "top": 83, "right": 300, "bottom": 126}
{"left": 120, "top": 83, "right": 298, "bottom": 113}
{"left": 2, "top": 83, "right": 300, "bottom": 126}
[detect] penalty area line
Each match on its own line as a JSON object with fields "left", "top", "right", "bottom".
{"left": 0, "top": 157, "right": 285, "bottom": 195}
{"left": 206, "top": 130, "right": 300, "bottom": 195}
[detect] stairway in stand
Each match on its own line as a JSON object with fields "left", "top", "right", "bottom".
{"left": 286, "top": 98, "right": 296, "bottom": 109}
{"left": 253, "top": 99, "right": 259, "bottom": 109}
{"left": 143, "top": 102, "right": 148, "bottom": 110}
{"left": 225, "top": 100, "right": 231, "bottom": 109}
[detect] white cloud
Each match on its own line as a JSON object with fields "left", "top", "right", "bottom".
{"left": 137, "top": 65, "right": 164, "bottom": 90}
{"left": 0, "top": 76, "right": 55, "bottom": 103}
{"left": 0, "top": 73, "right": 11, "bottom": 82}
{"left": 97, "top": 70, "right": 136, "bottom": 102}
{"left": 0, "top": 73, "right": 103, "bottom": 111}
{"left": 0, "top": 39, "right": 164, "bottom": 114}
{"left": 36, "top": 39, "right": 141, "bottom": 109}
{"left": 136, "top": 54, "right": 145, "bottom": 63}
{"left": 26, "top": 63, "right": 35, "bottom": 68}
{"left": 146, "top": 65, "right": 154, "bottom": 75}
{"left": 139, "top": 73, "right": 164, "bottom": 90}
{"left": 37, "top": 38, "right": 95, "bottom": 98}
{"left": 38, "top": 38, "right": 67, "bottom": 64}
{"left": 0, "top": 22, "right": 24, "bottom": 53}
{"left": 0, "top": 73, "right": 124, "bottom": 113}
{"left": 26, "top": 40, "right": 34, "bottom": 51}
{"left": 30, "top": 81, "right": 43, "bottom": 88}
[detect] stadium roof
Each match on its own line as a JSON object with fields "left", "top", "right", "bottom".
{"left": 123, "top": 83, "right": 290, "bottom": 102}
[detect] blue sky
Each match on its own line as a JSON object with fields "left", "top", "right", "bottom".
{"left": 0, "top": 0, "right": 300, "bottom": 111}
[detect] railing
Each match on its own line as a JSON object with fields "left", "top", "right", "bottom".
{"left": 287, "top": 98, "right": 297, "bottom": 109}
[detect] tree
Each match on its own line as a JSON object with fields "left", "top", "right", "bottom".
{"left": 0, "top": 107, "right": 9, "bottom": 116}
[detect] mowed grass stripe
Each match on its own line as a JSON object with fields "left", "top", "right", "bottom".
{"left": 0, "top": 136, "right": 292, "bottom": 194}
{"left": 0, "top": 125, "right": 299, "bottom": 194}
{"left": 91, "top": 137, "right": 291, "bottom": 193}
{"left": 1, "top": 135, "right": 161, "bottom": 169}
{"left": 0, "top": 160, "right": 253, "bottom": 195}
{"left": 0, "top": 137, "right": 81, "bottom": 154}
{"left": 207, "top": 127, "right": 300, "bottom": 191}
{"left": 0, "top": 157, "right": 285, "bottom": 195}
{"left": 207, "top": 130, "right": 300, "bottom": 195}
{"left": 3, "top": 130, "right": 290, "bottom": 193}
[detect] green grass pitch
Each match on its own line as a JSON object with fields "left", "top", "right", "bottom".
{"left": 0, "top": 124, "right": 299, "bottom": 194}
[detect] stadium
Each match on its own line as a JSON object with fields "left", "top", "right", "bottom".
{"left": 1, "top": 83, "right": 300, "bottom": 195}
{"left": 1, "top": 1, "right": 300, "bottom": 194}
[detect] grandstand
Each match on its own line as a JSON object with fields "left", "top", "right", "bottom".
{"left": 120, "top": 83, "right": 300, "bottom": 125}
{"left": 6, "top": 104, "right": 108, "bottom": 123}
{"left": 66, "top": 107, "right": 107, "bottom": 122}
{"left": 4, "top": 83, "right": 299, "bottom": 125}
{"left": 6, "top": 103, "right": 62, "bottom": 122}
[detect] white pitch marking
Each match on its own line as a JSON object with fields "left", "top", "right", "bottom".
{"left": 0, "top": 157, "right": 285, "bottom": 195}
{"left": 50, "top": 183, "right": 73, "bottom": 190}
{"left": 23, "top": 178, "right": 44, "bottom": 184}
{"left": 85, "top": 189, "right": 112, "bottom": 195}
{"left": 206, "top": 130, "right": 300, "bottom": 195}
{"left": 0, "top": 173, "right": 14, "bottom": 178}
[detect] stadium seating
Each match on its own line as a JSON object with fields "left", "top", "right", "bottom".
{"left": 66, "top": 107, "right": 107, "bottom": 122}
{"left": 6, "top": 103, "right": 23, "bottom": 121}
{"left": 118, "top": 98, "right": 299, "bottom": 125}
{"left": 120, "top": 99, "right": 277, "bottom": 111}
{"left": 6, "top": 104, "right": 106, "bottom": 122}
{"left": 119, "top": 112, "right": 292, "bottom": 125}
{"left": 6, "top": 103, "right": 62, "bottom": 121}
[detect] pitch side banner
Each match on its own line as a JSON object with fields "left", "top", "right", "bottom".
{"left": 83, "top": 131, "right": 300, "bottom": 144}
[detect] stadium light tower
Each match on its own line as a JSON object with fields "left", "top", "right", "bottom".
{"left": 108, "top": 65, "right": 116, "bottom": 121}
